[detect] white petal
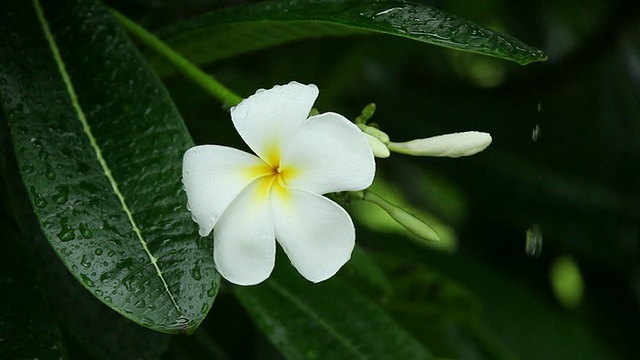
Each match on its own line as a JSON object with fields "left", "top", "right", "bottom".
{"left": 280, "top": 112, "right": 375, "bottom": 194}
{"left": 183, "top": 145, "right": 269, "bottom": 237}
{"left": 231, "top": 82, "right": 319, "bottom": 166}
{"left": 271, "top": 187, "right": 355, "bottom": 283}
{"left": 388, "top": 131, "right": 492, "bottom": 157}
{"left": 213, "top": 179, "right": 276, "bottom": 286}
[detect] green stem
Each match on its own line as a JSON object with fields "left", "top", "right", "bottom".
{"left": 361, "top": 190, "right": 440, "bottom": 242}
{"left": 112, "top": 10, "right": 243, "bottom": 107}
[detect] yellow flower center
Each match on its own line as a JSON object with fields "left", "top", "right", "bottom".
{"left": 245, "top": 144, "right": 297, "bottom": 203}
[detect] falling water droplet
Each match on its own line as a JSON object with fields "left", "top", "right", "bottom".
{"left": 525, "top": 224, "right": 543, "bottom": 257}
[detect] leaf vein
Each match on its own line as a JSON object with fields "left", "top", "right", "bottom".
{"left": 33, "top": 0, "right": 181, "bottom": 312}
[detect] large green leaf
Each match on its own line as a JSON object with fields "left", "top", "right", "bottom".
{"left": 234, "top": 260, "right": 434, "bottom": 360}
{"left": 366, "top": 234, "right": 615, "bottom": 360}
{"left": 148, "top": 0, "right": 546, "bottom": 76}
{"left": 0, "top": 0, "right": 219, "bottom": 334}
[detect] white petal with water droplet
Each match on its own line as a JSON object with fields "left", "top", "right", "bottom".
{"left": 182, "top": 145, "right": 267, "bottom": 237}
{"left": 281, "top": 112, "right": 375, "bottom": 194}
{"left": 213, "top": 179, "right": 276, "bottom": 286}
{"left": 271, "top": 187, "right": 355, "bottom": 283}
{"left": 231, "top": 82, "right": 318, "bottom": 166}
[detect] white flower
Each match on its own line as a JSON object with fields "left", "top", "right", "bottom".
{"left": 388, "top": 131, "right": 492, "bottom": 158}
{"left": 182, "top": 82, "right": 375, "bottom": 286}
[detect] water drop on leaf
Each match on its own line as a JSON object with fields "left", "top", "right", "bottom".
{"left": 80, "top": 274, "right": 95, "bottom": 288}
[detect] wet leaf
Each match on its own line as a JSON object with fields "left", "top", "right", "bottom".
{"left": 0, "top": 0, "right": 219, "bottom": 334}
{"left": 149, "top": 0, "right": 546, "bottom": 76}
{"left": 235, "top": 261, "right": 434, "bottom": 360}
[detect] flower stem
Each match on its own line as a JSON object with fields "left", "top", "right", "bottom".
{"left": 361, "top": 190, "right": 440, "bottom": 242}
{"left": 112, "top": 10, "right": 243, "bottom": 107}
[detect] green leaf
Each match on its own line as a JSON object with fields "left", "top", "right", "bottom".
{"left": 234, "top": 261, "right": 434, "bottom": 360}
{"left": 149, "top": 0, "right": 546, "bottom": 76}
{"left": 0, "top": 0, "right": 219, "bottom": 334}
{"left": 367, "top": 236, "right": 615, "bottom": 360}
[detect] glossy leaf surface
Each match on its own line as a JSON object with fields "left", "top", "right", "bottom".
{"left": 0, "top": 0, "right": 218, "bottom": 334}
{"left": 150, "top": 0, "right": 546, "bottom": 76}
{"left": 235, "top": 262, "right": 434, "bottom": 360}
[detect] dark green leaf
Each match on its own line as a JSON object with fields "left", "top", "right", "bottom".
{"left": 0, "top": 0, "right": 219, "bottom": 334}
{"left": 149, "top": 0, "right": 545, "bottom": 76}
{"left": 367, "top": 236, "right": 615, "bottom": 360}
{"left": 234, "top": 261, "right": 434, "bottom": 360}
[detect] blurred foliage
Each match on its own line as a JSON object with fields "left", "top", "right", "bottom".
{"left": 2, "top": 0, "right": 639, "bottom": 359}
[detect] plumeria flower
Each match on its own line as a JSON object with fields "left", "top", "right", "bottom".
{"left": 182, "top": 82, "right": 375, "bottom": 286}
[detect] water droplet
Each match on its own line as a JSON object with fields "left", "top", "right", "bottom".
{"left": 57, "top": 219, "right": 75, "bottom": 242}
{"left": 80, "top": 254, "right": 91, "bottom": 268}
{"left": 141, "top": 318, "right": 155, "bottom": 326}
{"left": 134, "top": 299, "right": 146, "bottom": 308}
{"left": 104, "top": 296, "right": 112, "bottom": 303}
{"left": 30, "top": 186, "right": 47, "bottom": 208}
{"left": 94, "top": 248, "right": 103, "bottom": 255}
{"left": 94, "top": 289, "right": 103, "bottom": 296}
{"left": 123, "top": 277, "right": 134, "bottom": 291}
{"left": 526, "top": 224, "right": 543, "bottom": 257}
{"left": 45, "top": 163, "right": 56, "bottom": 180}
{"left": 52, "top": 185, "right": 69, "bottom": 204}
{"left": 191, "top": 266, "right": 202, "bottom": 280}
{"left": 79, "top": 222, "right": 93, "bottom": 238}
{"left": 80, "top": 274, "right": 95, "bottom": 288}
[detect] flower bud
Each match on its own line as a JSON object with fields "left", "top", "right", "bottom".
{"left": 364, "top": 133, "right": 390, "bottom": 158}
{"left": 388, "top": 131, "right": 492, "bottom": 158}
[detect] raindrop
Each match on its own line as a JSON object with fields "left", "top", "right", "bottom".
{"left": 45, "top": 163, "right": 56, "bottom": 180}
{"left": 57, "top": 219, "right": 75, "bottom": 242}
{"left": 191, "top": 266, "right": 202, "bottom": 280}
{"left": 532, "top": 124, "right": 540, "bottom": 141}
{"left": 94, "top": 248, "right": 103, "bottom": 255}
{"left": 134, "top": 299, "right": 146, "bottom": 308}
{"left": 94, "top": 289, "right": 103, "bottom": 296}
{"left": 123, "top": 277, "right": 134, "bottom": 291}
{"left": 80, "top": 254, "right": 91, "bottom": 268}
{"left": 141, "top": 318, "right": 155, "bottom": 326}
{"left": 30, "top": 186, "right": 47, "bottom": 208}
{"left": 80, "top": 274, "right": 95, "bottom": 288}
{"left": 52, "top": 185, "right": 69, "bottom": 205}
{"left": 79, "top": 222, "right": 93, "bottom": 238}
{"left": 525, "top": 224, "right": 543, "bottom": 257}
